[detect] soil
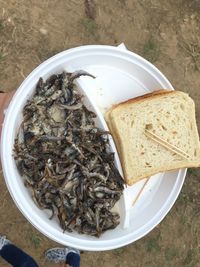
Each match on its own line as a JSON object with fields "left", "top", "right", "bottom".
{"left": 0, "top": 0, "right": 200, "bottom": 266}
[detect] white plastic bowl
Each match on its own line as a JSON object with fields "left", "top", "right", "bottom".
{"left": 1, "top": 45, "right": 186, "bottom": 251}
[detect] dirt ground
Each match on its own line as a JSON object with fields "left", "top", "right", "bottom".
{"left": 0, "top": 0, "right": 200, "bottom": 266}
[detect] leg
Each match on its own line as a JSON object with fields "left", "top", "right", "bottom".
{"left": 0, "top": 244, "right": 39, "bottom": 267}
{"left": 66, "top": 252, "right": 80, "bottom": 267}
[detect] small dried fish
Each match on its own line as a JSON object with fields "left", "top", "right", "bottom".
{"left": 14, "top": 70, "right": 124, "bottom": 237}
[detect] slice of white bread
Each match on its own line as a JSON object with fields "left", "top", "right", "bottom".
{"left": 106, "top": 90, "right": 200, "bottom": 185}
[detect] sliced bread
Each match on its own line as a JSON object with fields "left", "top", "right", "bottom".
{"left": 105, "top": 90, "right": 200, "bottom": 185}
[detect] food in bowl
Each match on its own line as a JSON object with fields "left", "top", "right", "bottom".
{"left": 14, "top": 70, "right": 124, "bottom": 237}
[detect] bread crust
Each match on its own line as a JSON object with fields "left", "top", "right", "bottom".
{"left": 126, "top": 161, "right": 200, "bottom": 186}
{"left": 108, "top": 89, "right": 175, "bottom": 113}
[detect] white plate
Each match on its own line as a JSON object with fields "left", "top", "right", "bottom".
{"left": 1, "top": 45, "right": 186, "bottom": 251}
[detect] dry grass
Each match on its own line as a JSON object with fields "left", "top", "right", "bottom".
{"left": 181, "top": 42, "right": 200, "bottom": 71}
{"left": 142, "top": 39, "right": 160, "bottom": 63}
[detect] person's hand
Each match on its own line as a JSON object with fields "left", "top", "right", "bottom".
{"left": 0, "top": 91, "right": 15, "bottom": 135}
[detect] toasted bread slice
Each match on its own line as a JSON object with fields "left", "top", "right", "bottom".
{"left": 105, "top": 90, "right": 200, "bottom": 185}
